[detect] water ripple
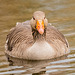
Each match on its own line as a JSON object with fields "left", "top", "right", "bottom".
{"left": 0, "top": 70, "right": 26, "bottom": 75}
{"left": 50, "top": 58, "right": 75, "bottom": 64}
{"left": 64, "top": 32, "right": 75, "bottom": 37}
{"left": 0, "top": 66, "right": 23, "bottom": 72}
{"left": 0, "top": 62, "right": 9, "bottom": 66}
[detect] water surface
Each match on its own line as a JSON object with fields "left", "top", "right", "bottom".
{"left": 0, "top": 0, "right": 75, "bottom": 75}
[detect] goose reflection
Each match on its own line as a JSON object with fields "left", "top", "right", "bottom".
{"left": 5, "top": 54, "right": 69, "bottom": 75}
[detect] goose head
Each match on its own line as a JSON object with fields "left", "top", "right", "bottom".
{"left": 30, "top": 11, "right": 48, "bottom": 35}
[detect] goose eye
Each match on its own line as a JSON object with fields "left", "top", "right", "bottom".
{"left": 33, "top": 17, "right": 35, "bottom": 20}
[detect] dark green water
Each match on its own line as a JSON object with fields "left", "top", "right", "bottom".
{"left": 0, "top": 0, "right": 75, "bottom": 75}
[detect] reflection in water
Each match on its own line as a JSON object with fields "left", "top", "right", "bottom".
{"left": 0, "top": 0, "right": 75, "bottom": 75}
{"left": 5, "top": 54, "right": 70, "bottom": 75}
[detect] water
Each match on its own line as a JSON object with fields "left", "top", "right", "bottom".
{"left": 0, "top": 0, "right": 75, "bottom": 75}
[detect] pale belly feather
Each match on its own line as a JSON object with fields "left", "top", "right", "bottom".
{"left": 24, "top": 41, "right": 56, "bottom": 60}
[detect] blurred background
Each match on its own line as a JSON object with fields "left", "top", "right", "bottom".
{"left": 0, "top": 0, "right": 75, "bottom": 75}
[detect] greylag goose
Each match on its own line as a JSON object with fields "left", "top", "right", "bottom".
{"left": 5, "top": 11, "right": 70, "bottom": 60}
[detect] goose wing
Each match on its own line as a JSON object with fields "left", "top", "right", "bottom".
{"left": 46, "top": 24, "right": 69, "bottom": 48}
{"left": 6, "top": 21, "right": 33, "bottom": 51}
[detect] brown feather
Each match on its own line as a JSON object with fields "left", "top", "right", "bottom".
{"left": 5, "top": 11, "right": 69, "bottom": 60}
{"left": 6, "top": 21, "right": 33, "bottom": 51}
{"left": 46, "top": 24, "right": 69, "bottom": 47}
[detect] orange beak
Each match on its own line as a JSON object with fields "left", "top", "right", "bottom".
{"left": 36, "top": 20, "right": 44, "bottom": 34}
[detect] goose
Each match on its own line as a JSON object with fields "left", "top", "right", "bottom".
{"left": 5, "top": 11, "right": 70, "bottom": 60}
